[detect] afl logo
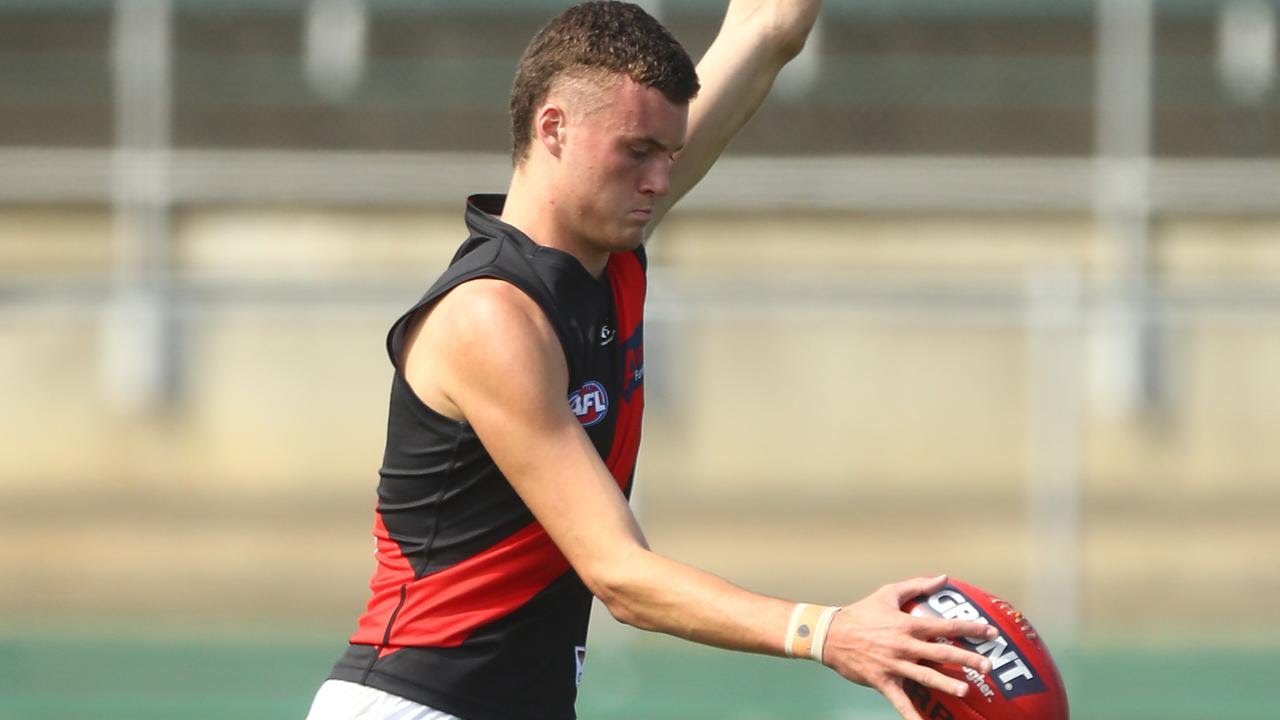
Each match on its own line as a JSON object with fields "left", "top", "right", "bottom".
{"left": 569, "top": 380, "right": 609, "bottom": 427}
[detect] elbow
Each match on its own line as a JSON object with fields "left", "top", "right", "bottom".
{"left": 584, "top": 568, "right": 645, "bottom": 629}
{"left": 600, "top": 592, "right": 646, "bottom": 630}
{"left": 751, "top": 0, "right": 821, "bottom": 63}
{"left": 580, "top": 552, "right": 658, "bottom": 631}
{"left": 772, "top": 22, "right": 813, "bottom": 63}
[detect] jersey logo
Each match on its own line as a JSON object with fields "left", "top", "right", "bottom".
{"left": 620, "top": 324, "right": 644, "bottom": 402}
{"left": 574, "top": 645, "right": 587, "bottom": 687}
{"left": 599, "top": 324, "right": 616, "bottom": 346}
{"left": 569, "top": 380, "right": 609, "bottom": 427}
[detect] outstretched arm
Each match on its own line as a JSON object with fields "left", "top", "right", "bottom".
{"left": 654, "top": 0, "right": 823, "bottom": 224}
{"left": 403, "top": 279, "right": 997, "bottom": 720}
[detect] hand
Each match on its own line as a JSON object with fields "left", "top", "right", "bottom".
{"left": 821, "top": 575, "right": 997, "bottom": 720}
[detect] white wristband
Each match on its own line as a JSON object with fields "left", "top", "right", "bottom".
{"left": 783, "top": 603, "right": 810, "bottom": 658}
{"left": 809, "top": 606, "right": 841, "bottom": 663}
{"left": 784, "top": 603, "right": 837, "bottom": 661}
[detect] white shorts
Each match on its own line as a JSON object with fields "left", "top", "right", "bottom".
{"left": 305, "top": 679, "right": 463, "bottom": 720}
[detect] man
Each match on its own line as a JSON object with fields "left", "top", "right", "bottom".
{"left": 308, "top": 3, "right": 998, "bottom": 720}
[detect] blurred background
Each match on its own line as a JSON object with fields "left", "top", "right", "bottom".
{"left": 2, "top": 0, "right": 1279, "bottom": 717}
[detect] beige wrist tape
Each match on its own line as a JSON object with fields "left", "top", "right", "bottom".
{"left": 784, "top": 604, "right": 840, "bottom": 661}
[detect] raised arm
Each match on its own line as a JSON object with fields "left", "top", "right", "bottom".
{"left": 403, "top": 279, "right": 999, "bottom": 720}
{"left": 654, "top": 0, "right": 823, "bottom": 223}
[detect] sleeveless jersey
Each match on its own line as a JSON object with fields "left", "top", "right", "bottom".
{"left": 327, "top": 194, "right": 647, "bottom": 720}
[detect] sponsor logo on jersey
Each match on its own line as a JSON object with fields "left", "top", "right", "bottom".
{"left": 599, "top": 323, "right": 616, "bottom": 346}
{"left": 569, "top": 380, "right": 609, "bottom": 426}
{"left": 910, "top": 586, "right": 1047, "bottom": 700}
{"left": 620, "top": 324, "right": 644, "bottom": 402}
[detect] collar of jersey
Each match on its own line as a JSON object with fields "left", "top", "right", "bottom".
{"left": 465, "top": 193, "right": 611, "bottom": 287}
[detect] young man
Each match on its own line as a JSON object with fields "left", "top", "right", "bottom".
{"left": 308, "top": 3, "right": 997, "bottom": 720}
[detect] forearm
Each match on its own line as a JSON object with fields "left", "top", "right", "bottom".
{"left": 722, "top": 0, "right": 823, "bottom": 62}
{"left": 657, "top": 0, "right": 822, "bottom": 218}
{"left": 591, "top": 542, "right": 801, "bottom": 658}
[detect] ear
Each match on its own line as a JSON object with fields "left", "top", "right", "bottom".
{"left": 535, "top": 103, "right": 566, "bottom": 159}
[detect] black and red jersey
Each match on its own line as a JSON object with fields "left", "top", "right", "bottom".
{"left": 327, "top": 194, "right": 647, "bottom": 720}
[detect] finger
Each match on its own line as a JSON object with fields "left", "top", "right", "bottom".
{"left": 895, "top": 658, "right": 970, "bottom": 698}
{"left": 886, "top": 574, "right": 948, "bottom": 605}
{"left": 912, "top": 615, "right": 999, "bottom": 642}
{"left": 881, "top": 678, "right": 927, "bottom": 720}
{"left": 911, "top": 639, "right": 993, "bottom": 674}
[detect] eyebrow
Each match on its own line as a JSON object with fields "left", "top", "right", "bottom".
{"left": 626, "top": 135, "right": 684, "bottom": 154}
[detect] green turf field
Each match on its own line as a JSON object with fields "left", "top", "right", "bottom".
{"left": 0, "top": 628, "right": 1272, "bottom": 719}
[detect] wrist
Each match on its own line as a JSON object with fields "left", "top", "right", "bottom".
{"left": 784, "top": 603, "right": 840, "bottom": 663}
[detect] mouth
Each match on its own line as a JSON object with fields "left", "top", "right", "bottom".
{"left": 629, "top": 208, "right": 653, "bottom": 221}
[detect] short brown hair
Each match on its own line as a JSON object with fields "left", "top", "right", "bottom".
{"left": 509, "top": 1, "right": 700, "bottom": 164}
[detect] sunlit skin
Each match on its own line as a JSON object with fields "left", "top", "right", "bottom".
{"left": 501, "top": 75, "right": 688, "bottom": 278}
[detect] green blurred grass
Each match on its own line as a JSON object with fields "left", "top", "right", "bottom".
{"left": 0, "top": 627, "right": 1274, "bottom": 719}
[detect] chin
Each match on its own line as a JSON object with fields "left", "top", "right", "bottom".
{"left": 609, "top": 232, "right": 646, "bottom": 253}
{"left": 579, "top": 212, "right": 650, "bottom": 254}
{"left": 614, "top": 221, "right": 650, "bottom": 249}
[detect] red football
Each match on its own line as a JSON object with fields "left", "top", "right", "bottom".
{"left": 900, "top": 579, "right": 1069, "bottom": 720}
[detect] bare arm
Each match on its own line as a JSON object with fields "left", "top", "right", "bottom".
{"left": 408, "top": 280, "right": 796, "bottom": 654}
{"left": 653, "top": 0, "right": 823, "bottom": 224}
{"left": 404, "top": 280, "right": 998, "bottom": 720}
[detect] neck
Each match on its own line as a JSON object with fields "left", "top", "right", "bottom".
{"left": 502, "top": 167, "right": 610, "bottom": 278}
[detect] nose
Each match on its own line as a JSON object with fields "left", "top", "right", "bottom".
{"left": 639, "top": 158, "right": 671, "bottom": 198}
